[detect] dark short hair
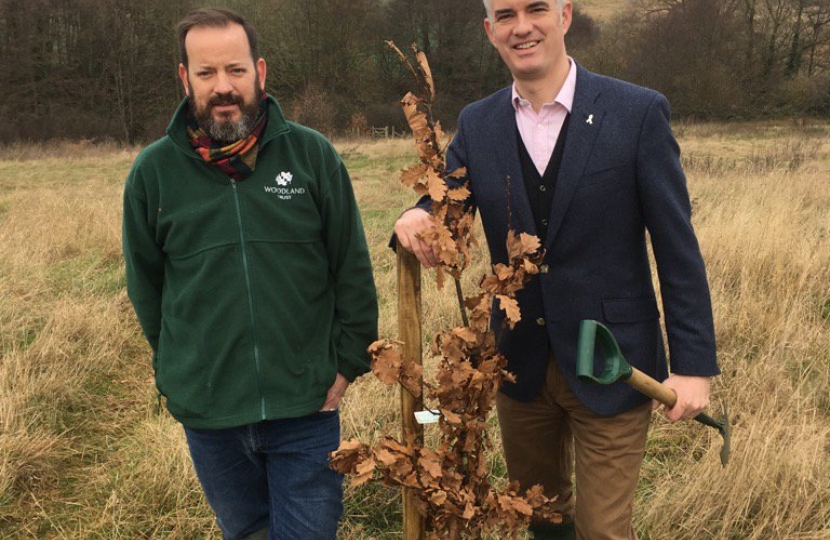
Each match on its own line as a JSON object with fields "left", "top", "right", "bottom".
{"left": 177, "top": 8, "right": 259, "bottom": 68}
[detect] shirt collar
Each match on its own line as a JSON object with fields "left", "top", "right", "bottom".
{"left": 511, "top": 57, "right": 577, "bottom": 113}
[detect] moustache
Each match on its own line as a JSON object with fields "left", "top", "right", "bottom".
{"left": 208, "top": 93, "right": 243, "bottom": 107}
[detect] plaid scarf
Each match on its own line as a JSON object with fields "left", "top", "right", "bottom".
{"left": 187, "top": 94, "right": 269, "bottom": 182}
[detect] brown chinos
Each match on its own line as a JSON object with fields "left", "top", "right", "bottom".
{"left": 496, "top": 356, "right": 651, "bottom": 540}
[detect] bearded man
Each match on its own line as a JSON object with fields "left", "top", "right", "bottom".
{"left": 121, "top": 8, "right": 378, "bottom": 540}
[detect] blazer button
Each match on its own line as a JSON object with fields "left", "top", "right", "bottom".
{"left": 540, "top": 264, "right": 549, "bottom": 274}
{"left": 536, "top": 317, "right": 546, "bottom": 326}
{"left": 539, "top": 185, "right": 547, "bottom": 192}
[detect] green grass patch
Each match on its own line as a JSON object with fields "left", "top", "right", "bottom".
{"left": 0, "top": 315, "right": 47, "bottom": 355}
{"left": 342, "top": 482, "right": 403, "bottom": 539}
{"left": 821, "top": 298, "right": 830, "bottom": 322}
{"left": 46, "top": 252, "right": 125, "bottom": 296}
{"left": 14, "top": 320, "right": 45, "bottom": 352}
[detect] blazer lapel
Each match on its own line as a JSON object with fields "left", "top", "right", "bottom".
{"left": 490, "top": 90, "right": 537, "bottom": 237}
{"left": 545, "top": 66, "right": 604, "bottom": 251}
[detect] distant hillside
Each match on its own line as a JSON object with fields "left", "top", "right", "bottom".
{"left": 579, "top": 0, "right": 628, "bottom": 21}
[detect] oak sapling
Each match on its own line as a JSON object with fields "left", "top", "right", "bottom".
{"left": 330, "top": 43, "right": 561, "bottom": 539}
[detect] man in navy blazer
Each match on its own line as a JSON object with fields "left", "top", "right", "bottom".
{"left": 394, "top": 1, "right": 719, "bottom": 539}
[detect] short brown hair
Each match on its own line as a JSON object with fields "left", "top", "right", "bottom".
{"left": 177, "top": 8, "right": 260, "bottom": 68}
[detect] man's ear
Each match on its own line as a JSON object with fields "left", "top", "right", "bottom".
{"left": 561, "top": 2, "right": 573, "bottom": 35}
{"left": 256, "top": 58, "right": 267, "bottom": 90}
{"left": 483, "top": 17, "right": 497, "bottom": 48}
{"left": 178, "top": 64, "right": 190, "bottom": 96}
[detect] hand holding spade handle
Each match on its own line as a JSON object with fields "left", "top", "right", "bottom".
{"left": 576, "top": 320, "right": 731, "bottom": 466}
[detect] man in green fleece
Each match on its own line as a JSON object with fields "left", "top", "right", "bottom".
{"left": 122, "top": 8, "right": 378, "bottom": 540}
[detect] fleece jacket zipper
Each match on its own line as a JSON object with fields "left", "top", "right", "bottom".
{"left": 231, "top": 179, "right": 267, "bottom": 420}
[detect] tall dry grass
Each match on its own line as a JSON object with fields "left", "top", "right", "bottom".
{"left": 0, "top": 122, "right": 828, "bottom": 539}
{"left": 635, "top": 122, "right": 830, "bottom": 539}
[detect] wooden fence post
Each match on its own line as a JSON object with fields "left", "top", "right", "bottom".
{"left": 397, "top": 248, "right": 425, "bottom": 540}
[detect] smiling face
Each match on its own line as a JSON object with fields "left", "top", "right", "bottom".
{"left": 484, "top": 0, "right": 571, "bottom": 85}
{"left": 178, "top": 23, "right": 267, "bottom": 142}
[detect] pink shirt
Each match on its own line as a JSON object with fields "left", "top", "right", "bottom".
{"left": 512, "top": 59, "right": 577, "bottom": 175}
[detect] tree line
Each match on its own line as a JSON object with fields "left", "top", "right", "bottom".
{"left": 0, "top": 0, "right": 828, "bottom": 144}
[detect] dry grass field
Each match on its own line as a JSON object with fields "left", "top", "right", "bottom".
{"left": 0, "top": 120, "right": 829, "bottom": 539}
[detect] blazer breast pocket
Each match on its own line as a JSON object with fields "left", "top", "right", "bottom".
{"left": 579, "top": 160, "right": 632, "bottom": 189}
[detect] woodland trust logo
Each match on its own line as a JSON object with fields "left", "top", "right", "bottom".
{"left": 264, "top": 171, "right": 306, "bottom": 200}
{"left": 275, "top": 171, "right": 293, "bottom": 186}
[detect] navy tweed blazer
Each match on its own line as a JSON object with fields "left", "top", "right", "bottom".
{"left": 432, "top": 64, "right": 719, "bottom": 416}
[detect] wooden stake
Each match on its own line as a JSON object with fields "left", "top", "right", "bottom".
{"left": 397, "top": 248, "right": 425, "bottom": 540}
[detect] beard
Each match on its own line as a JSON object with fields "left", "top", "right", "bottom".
{"left": 189, "top": 80, "right": 263, "bottom": 143}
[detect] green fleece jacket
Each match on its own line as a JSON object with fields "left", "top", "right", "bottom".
{"left": 123, "top": 97, "right": 378, "bottom": 429}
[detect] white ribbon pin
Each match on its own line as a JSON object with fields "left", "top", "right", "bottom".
{"left": 586, "top": 114, "right": 594, "bottom": 125}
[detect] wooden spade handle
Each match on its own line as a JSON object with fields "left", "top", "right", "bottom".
{"left": 628, "top": 367, "right": 678, "bottom": 408}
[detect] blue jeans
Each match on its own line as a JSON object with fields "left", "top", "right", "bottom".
{"left": 183, "top": 411, "right": 343, "bottom": 540}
